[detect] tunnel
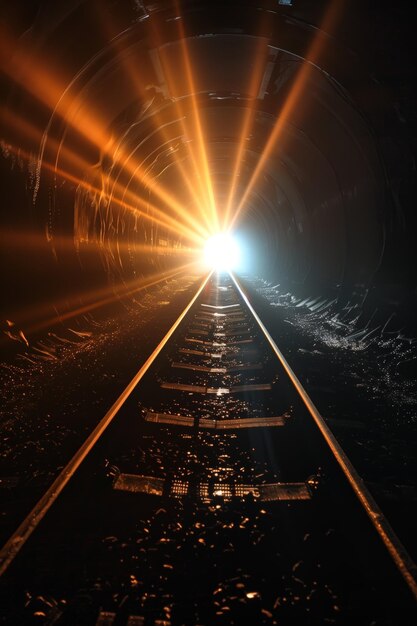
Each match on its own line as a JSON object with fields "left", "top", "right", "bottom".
{"left": 1, "top": 0, "right": 416, "bottom": 334}
{"left": 1, "top": 1, "right": 417, "bottom": 624}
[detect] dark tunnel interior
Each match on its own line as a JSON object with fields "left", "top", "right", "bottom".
{"left": 1, "top": 0, "right": 416, "bottom": 337}
{"left": 1, "top": 2, "right": 417, "bottom": 622}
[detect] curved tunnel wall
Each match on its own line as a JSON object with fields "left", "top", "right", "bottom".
{"left": 0, "top": 0, "right": 415, "bottom": 332}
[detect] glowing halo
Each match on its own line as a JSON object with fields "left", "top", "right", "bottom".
{"left": 203, "top": 233, "right": 241, "bottom": 271}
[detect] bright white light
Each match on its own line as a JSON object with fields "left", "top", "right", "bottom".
{"left": 204, "top": 233, "right": 241, "bottom": 271}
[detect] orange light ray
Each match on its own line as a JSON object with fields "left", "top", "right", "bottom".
{"left": 96, "top": 13, "right": 213, "bottom": 232}
{"left": 2, "top": 262, "right": 199, "bottom": 341}
{"left": 151, "top": 112, "right": 214, "bottom": 232}
{"left": 174, "top": 5, "right": 219, "bottom": 233}
{"left": 223, "top": 35, "right": 270, "bottom": 231}
{"left": 230, "top": 0, "right": 344, "bottom": 229}
{"left": 0, "top": 107, "right": 92, "bottom": 180}
{"left": 2, "top": 131, "right": 205, "bottom": 247}
{"left": 146, "top": 13, "right": 216, "bottom": 232}
{"left": 169, "top": 98, "right": 215, "bottom": 232}
{"left": 108, "top": 134, "right": 210, "bottom": 240}
{"left": 108, "top": 41, "right": 215, "bottom": 236}
{"left": 0, "top": 228, "right": 198, "bottom": 257}
{"left": 1, "top": 29, "right": 210, "bottom": 237}
{"left": 0, "top": 107, "right": 206, "bottom": 245}
{"left": 0, "top": 28, "right": 109, "bottom": 147}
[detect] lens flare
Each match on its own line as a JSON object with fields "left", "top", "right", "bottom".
{"left": 204, "top": 233, "right": 240, "bottom": 271}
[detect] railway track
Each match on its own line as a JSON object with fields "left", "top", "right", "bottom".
{"left": 1, "top": 272, "right": 416, "bottom": 625}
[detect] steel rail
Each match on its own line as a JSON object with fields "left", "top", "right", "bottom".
{"left": 231, "top": 272, "right": 417, "bottom": 601}
{"left": 0, "top": 272, "right": 212, "bottom": 577}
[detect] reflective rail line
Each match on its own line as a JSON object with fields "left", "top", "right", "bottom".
{"left": 1, "top": 270, "right": 416, "bottom": 625}
{"left": 0, "top": 272, "right": 212, "bottom": 577}
{"left": 231, "top": 272, "right": 417, "bottom": 602}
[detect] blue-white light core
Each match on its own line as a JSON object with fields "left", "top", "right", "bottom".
{"left": 204, "top": 233, "right": 241, "bottom": 271}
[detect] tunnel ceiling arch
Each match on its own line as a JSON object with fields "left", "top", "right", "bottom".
{"left": 1, "top": 0, "right": 415, "bottom": 323}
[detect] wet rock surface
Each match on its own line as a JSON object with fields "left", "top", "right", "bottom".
{"left": 0, "top": 276, "right": 200, "bottom": 544}
{"left": 247, "top": 277, "right": 417, "bottom": 562}
{"left": 2, "top": 489, "right": 409, "bottom": 625}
